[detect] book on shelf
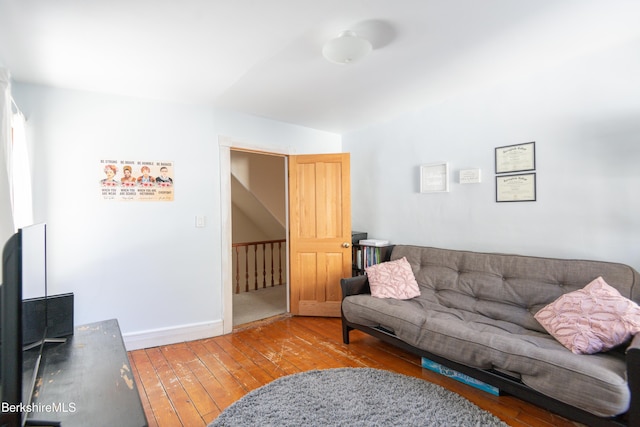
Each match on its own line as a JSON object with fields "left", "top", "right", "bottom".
{"left": 358, "top": 239, "right": 390, "bottom": 247}
{"left": 361, "top": 245, "right": 387, "bottom": 268}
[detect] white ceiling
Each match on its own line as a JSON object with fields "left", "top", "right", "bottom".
{"left": 1, "top": 0, "right": 639, "bottom": 134}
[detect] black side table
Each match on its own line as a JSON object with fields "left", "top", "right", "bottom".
{"left": 25, "top": 319, "right": 147, "bottom": 427}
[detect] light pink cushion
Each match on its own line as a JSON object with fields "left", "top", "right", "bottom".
{"left": 534, "top": 277, "right": 640, "bottom": 354}
{"left": 366, "top": 257, "right": 420, "bottom": 300}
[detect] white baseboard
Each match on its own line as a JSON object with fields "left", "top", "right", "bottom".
{"left": 122, "top": 319, "right": 224, "bottom": 351}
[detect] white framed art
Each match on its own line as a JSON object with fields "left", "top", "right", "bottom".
{"left": 420, "top": 162, "right": 449, "bottom": 193}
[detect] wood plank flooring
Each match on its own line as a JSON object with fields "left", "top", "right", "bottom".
{"left": 128, "top": 316, "right": 580, "bottom": 427}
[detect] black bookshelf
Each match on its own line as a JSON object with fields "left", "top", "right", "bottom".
{"left": 350, "top": 232, "right": 393, "bottom": 276}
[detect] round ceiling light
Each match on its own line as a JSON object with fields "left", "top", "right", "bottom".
{"left": 322, "top": 30, "right": 372, "bottom": 64}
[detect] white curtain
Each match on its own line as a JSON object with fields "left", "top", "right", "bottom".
{"left": 0, "top": 67, "right": 15, "bottom": 243}
{"left": 0, "top": 67, "right": 34, "bottom": 235}
{"left": 10, "top": 108, "right": 33, "bottom": 229}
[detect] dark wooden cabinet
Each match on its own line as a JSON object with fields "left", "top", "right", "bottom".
{"left": 23, "top": 319, "right": 147, "bottom": 427}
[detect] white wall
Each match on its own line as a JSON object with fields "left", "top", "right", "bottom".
{"left": 12, "top": 83, "right": 340, "bottom": 348}
{"left": 231, "top": 151, "right": 286, "bottom": 228}
{"left": 231, "top": 204, "right": 271, "bottom": 243}
{"left": 344, "top": 37, "right": 640, "bottom": 270}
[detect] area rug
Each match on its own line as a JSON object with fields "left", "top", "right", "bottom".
{"left": 208, "top": 367, "right": 509, "bottom": 426}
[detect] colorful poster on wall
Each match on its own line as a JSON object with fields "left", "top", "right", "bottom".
{"left": 100, "top": 159, "right": 174, "bottom": 201}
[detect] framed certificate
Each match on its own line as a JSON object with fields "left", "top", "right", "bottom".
{"left": 496, "top": 173, "right": 536, "bottom": 202}
{"left": 420, "top": 162, "right": 449, "bottom": 193}
{"left": 495, "top": 142, "right": 535, "bottom": 174}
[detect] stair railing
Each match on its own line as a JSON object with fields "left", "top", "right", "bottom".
{"left": 232, "top": 239, "right": 286, "bottom": 294}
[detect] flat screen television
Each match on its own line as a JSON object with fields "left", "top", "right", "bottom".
{"left": 1, "top": 230, "right": 22, "bottom": 427}
{"left": 1, "top": 224, "right": 70, "bottom": 427}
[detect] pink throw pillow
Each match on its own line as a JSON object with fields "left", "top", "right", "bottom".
{"left": 534, "top": 277, "right": 640, "bottom": 354}
{"left": 366, "top": 257, "right": 420, "bottom": 300}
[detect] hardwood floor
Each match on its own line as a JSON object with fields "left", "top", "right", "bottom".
{"left": 128, "top": 316, "right": 580, "bottom": 427}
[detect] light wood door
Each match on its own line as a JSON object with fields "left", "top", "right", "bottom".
{"left": 289, "top": 153, "right": 351, "bottom": 317}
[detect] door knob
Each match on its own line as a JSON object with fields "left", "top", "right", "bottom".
{"left": 342, "top": 242, "right": 351, "bottom": 248}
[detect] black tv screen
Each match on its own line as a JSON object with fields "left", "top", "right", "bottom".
{"left": 19, "top": 223, "right": 50, "bottom": 347}
{"left": 1, "top": 223, "right": 60, "bottom": 427}
{"left": 1, "top": 230, "right": 23, "bottom": 427}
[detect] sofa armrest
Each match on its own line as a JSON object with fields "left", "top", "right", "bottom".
{"left": 340, "top": 275, "right": 370, "bottom": 344}
{"left": 628, "top": 334, "right": 640, "bottom": 353}
{"left": 340, "top": 275, "right": 370, "bottom": 300}
{"left": 627, "top": 334, "right": 640, "bottom": 426}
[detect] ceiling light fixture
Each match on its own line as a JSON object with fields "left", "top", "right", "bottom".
{"left": 322, "top": 30, "right": 372, "bottom": 64}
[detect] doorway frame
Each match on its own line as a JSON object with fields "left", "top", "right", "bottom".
{"left": 219, "top": 136, "right": 290, "bottom": 334}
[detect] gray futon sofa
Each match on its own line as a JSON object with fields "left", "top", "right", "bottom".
{"left": 341, "top": 245, "right": 640, "bottom": 427}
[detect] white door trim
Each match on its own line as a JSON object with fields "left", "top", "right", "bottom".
{"left": 218, "top": 136, "right": 290, "bottom": 334}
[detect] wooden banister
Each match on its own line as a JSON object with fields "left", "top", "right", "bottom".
{"left": 232, "top": 239, "right": 286, "bottom": 294}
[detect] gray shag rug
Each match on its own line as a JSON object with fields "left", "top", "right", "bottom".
{"left": 208, "top": 367, "right": 509, "bottom": 426}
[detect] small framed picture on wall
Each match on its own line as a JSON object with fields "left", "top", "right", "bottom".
{"left": 420, "top": 162, "right": 449, "bottom": 193}
{"left": 495, "top": 142, "right": 535, "bottom": 174}
{"left": 496, "top": 173, "right": 536, "bottom": 202}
